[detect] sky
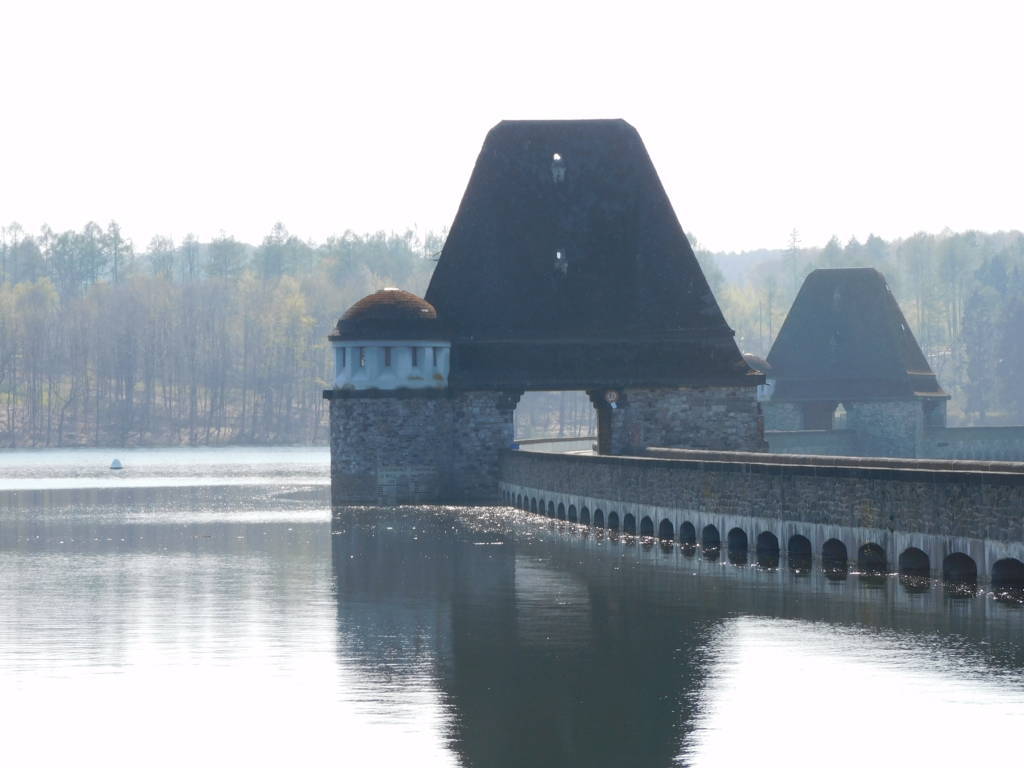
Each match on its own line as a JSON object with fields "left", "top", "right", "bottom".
{"left": 1, "top": 0, "right": 1022, "bottom": 253}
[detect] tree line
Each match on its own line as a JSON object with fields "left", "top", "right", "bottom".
{"left": 0, "top": 222, "right": 438, "bottom": 446}
{"left": 1, "top": 221, "right": 1021, "bottom": 447}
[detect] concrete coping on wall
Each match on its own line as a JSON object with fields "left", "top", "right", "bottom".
{"left": 500, "top": 448, "right": 1024, "bottom": 488}
{"left": 642, "top": 446, "right": 1024, "bottom": 477}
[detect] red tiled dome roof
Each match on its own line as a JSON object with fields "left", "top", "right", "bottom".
{"left": 330, "top": 289, "right": 448, "bottom": 341}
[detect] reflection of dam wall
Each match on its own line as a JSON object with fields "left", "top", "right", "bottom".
{"left": 517, "top": 517, "right": 1024, "bottom": 633}
{"left": 500, "top": 449, "right": 1024, "bottom": 585}
{"left": 329, "top": 506, "right": 1024, "bottom": 768}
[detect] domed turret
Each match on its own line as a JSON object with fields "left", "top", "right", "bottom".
{"left": 329, "top": 288, "right": 451, "bottom": 391}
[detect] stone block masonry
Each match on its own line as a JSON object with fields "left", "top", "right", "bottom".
{"left": 450, "top": 391, "right": 519, "bottom": 504}
{"left": 845, "top": 400, "right": 923, "bottom": 458}
{"left": 762, "top": 401, "right": 803, "bottom": 431}
{"left": 608, "top": 386, "right": 766, "bottom": 455}
{"left": 328, "top": 391, "right": 454, "bottom": 505}
{"left": 326, "top": 389, "right": 518, "bottom": 506}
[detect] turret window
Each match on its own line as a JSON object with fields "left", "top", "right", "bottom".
{"left": 384, "top": 347, "right": 392, "bottom": 367}
{"left": 411, "top": 347, "right": 419, "bottom": 367}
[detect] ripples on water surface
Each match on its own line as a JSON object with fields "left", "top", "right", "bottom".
{"left": 1, "top": 448, "right": 1022, "bottom": 767}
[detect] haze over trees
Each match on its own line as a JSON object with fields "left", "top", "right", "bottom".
{"left": 0, "top": 221, "right": 1021, "bottom": 447}
{"left": 0, "top": 222, "right": 439, "bottom": 446}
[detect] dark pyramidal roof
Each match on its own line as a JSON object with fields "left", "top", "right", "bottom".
{"left": 330, "top": 288, "right": 447, "bottom": 341}
{"left": 425, "top": 119, "right": 756, "bottom": 390}
{"left": 766, "top": 268, "right": 947, "bottom": 401}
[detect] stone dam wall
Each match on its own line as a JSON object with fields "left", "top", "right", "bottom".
{"left": 499, "top": 448, "right": 1024, "bottom": 585}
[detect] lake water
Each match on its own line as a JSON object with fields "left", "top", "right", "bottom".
{"left": 1, "top": 447, "right": 1023, "bottom": 767}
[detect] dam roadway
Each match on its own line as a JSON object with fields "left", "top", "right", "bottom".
{"left": 499, "top": 447, "right": 1024, "bottom": 591}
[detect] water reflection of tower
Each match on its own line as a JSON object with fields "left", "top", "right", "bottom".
{"left": 331, "top": 510, "right": 720, "bottom": 767}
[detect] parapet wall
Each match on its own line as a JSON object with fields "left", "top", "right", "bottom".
{"left": 766, "top": 425, "right": 1024, "bottom": 462}
{"left": 767, "top": 429, "right": 859, "bottom": 456}
{"left": 499, "top": 448, "right": 1024, "bottom": 582}
{"left": 922, "top": 426, "right": 1024, "bottom": 462}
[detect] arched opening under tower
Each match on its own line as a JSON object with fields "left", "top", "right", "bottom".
{"left": 942, "top": 553, "right": 978, "bottom": 596}
{"left": 727, "top": 528, "right": 748, "bottom": 565}
{"left": 801, "top": 401, "right": 839, "bottom": 430}
{"left": 756, "top": 531, "right": 780, "bottom": 568}
{"left": 514, "top": 391, "right": 597, "bottom": 453}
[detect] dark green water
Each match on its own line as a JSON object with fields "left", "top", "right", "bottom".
{"left": 1, "top": 448, "right": 1022, "bottom": 767}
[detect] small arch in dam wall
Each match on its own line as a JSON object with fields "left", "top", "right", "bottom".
{"left": 788, "top": 535, "right": 812, "bottom": 574}
{"left": 899, "top": 547, "right": 930, "bottom": 574}
{"left": 567, "top": 504, "right": 577, "bottom": 523}
{"left": 557, "top": 502, "right": 566, "bottom": 520}
{"left": 858, "top": 543, "right": 888, "bottom": 575}
{"left": 756, "top": 531, "right": 780, "bottom": 569}
{"left": 727, "top": 528, "right": 748, "bottom": 565}
{"left": 822, "top": 538, "right": 849, "bottom": 580}
{"left": 607, "top": 511, "right": 620, "bottom": 532}
{"left": 580, "top": 506, "right": 590, "bottom": 525}
{"left": 702, "top": 525, "right": 721, "bottom": 561}
{"left": 658, "top": 518, "right": 674, "bottom": 542}
{"left": 680, "top": 521, "right": 697, "bottom": 546}
{"left": 898, "top": 547, "right": 931, "bottom": 593}
{"left": 942, "top": 553, "right": 978, "bottom": 597}
{"left": 992, "top": 558, "right": 1024, "bottom": 600}
{"left": 623, "top": 513, "right": 637, "bottom": 536}
{"left": 640, "top": 516, "right": 654, "bottom": 538}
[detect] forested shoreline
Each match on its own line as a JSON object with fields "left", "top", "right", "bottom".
{"left": 1, "top": 222, "right": 1021, "bottom": 447}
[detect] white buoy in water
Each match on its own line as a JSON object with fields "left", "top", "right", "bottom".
{"left": 110, "top": 459, "right": 123, "bottom": 470}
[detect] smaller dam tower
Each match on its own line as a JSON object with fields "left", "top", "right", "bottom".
{"left": 325, "top": 288, "right": 453, "bottom": 504}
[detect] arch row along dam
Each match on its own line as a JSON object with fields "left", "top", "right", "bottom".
{"left": 324, "top": 119, "right": 1024, "bottom": 591}
{"left": 499, "top": 448, "right": 1024, "bottom": 590}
